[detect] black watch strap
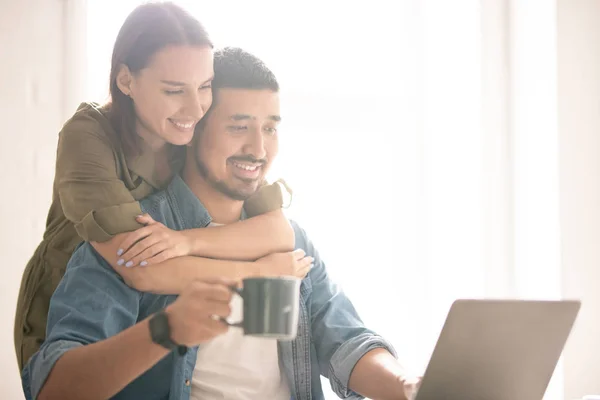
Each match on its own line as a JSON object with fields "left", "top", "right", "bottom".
{"left": 149, "top": 311, "right": 188, "bottom": 356}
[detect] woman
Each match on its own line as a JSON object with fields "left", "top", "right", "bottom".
{"left": 15, "top": 2, "right": 309, "bottom": 370}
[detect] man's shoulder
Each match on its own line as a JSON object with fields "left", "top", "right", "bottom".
{"left": 289, "top": 219, "right": 311, "bottom": 250}
{"left": 68, "top": 242, "right": 107, "bottom": 269}
{"left": 139, "top": 190, "right": 180, "bottom": 230}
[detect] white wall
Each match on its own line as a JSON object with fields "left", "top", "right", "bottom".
{"left": 0, "top": 0, "right": 66, "bottom": 398}
{"left": 558, "top": 0, "right": 600, "bottom": 398}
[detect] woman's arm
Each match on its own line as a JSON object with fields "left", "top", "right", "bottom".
{"left": 58, "top": 120, "right": 293, "bottom": 265}
{"left": 56, "top": 119, "right": 145, "bottom": 243}
{"left": 92, "top": 235, "right": 257, "bottom": 293}
{"left": 187, "top": 209, "right": 295, "bottom": 259}
{"left": 118, "top": 209, "right": 294, "bottom": 267}
{"left": 92, "top": 235, "right": 311, "bottom": 294}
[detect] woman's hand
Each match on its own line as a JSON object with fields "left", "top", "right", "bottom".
{"left": 116, "top": 214, "right": 193, "bottom": 267}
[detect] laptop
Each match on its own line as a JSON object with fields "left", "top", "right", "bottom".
{"left": 414, "top": 299, "right": 581, "bottom": 400}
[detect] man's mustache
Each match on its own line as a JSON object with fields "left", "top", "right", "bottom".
{"left": 228, "top": 156, "right": 266, "bottom": 165}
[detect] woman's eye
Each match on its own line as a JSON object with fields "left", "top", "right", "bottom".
{"left": 164, "top": 89, "right": 184, "bottom": 95}
{"left": 228, "top": 126, "right": 247, "bottom": 131}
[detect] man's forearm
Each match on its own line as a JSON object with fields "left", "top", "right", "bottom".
{"left": 124, "top": 256, "right": 259, "bottom": 294}
{"left": 187, "top": 210, "right": 295, "bottom": 260}
{"left": 38, "top": 319, "right": 169, "bottom": 400}
{"left": 348, "top": 348, "right": 410, "bottom": 400}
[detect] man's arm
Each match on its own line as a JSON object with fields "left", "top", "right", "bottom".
{"left": 349, "top": 349, "right": 420, "bottom": 400}
{"left": 294, "top": 222, "right": 411, "bottom": 399}
{"left": 24, "top": 245, "right": 232, "bottom": 400}
{"left": 22, "top": 245, "right": 166, "bottom": 400}
{"left": 37, "top": 319, "right": 169, "bottom": 400}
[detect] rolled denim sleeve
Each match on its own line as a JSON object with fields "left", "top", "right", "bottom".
{"left": 291, "top": 222, "right": 397, "bottom": 399}
{"left": 21, "top": 244, "right": 142, "bottom": 399}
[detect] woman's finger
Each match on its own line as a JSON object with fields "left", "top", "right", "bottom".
{"left": 298, "top": 256, "right": 314, "bottom": 268}
{"left": 292, "top": 249, "right": 306, "bottom": 260}
{"left": 135, "top": 213, "right": 157, "bottom": 226}
{"left": 129, "top": 242, "right": 169, "bottom": 267}
{"left": 117, "top": 226, "right": 153, "bottom": 256}
{"left": 119, "top": 235, "right": 162, "bottom": 266}
{"left": 144, "top": 249, "right": 177, "bottom": 265}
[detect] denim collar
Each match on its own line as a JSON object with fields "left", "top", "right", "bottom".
{"left": 165, "top": 174, "right": 247, "bottom": 230}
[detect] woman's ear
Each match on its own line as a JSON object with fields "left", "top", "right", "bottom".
{"left": 115, "top": 64, "right": 133, "bottom": 97}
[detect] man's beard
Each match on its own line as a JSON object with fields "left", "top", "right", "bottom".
{"left": 193, "top": 151, "right": 260, "bottom": 201}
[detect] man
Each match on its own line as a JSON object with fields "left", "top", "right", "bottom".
{"left": 22, "top": 47, "right": 418, "bottom": 400}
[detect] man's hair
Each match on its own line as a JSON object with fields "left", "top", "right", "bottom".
{"left": 212, "top": 47, "right": 279, "bottom": 92}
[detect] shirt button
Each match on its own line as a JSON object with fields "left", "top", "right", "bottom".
{"left": 185, "top": 379, "right": 191, "bottom": 386}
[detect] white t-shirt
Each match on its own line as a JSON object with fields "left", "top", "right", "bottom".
{"left": 189, "top": 223, "right": 290, "bottom": 400}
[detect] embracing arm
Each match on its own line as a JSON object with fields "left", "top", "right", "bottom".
{"left": 57, "top": 118, "right": 293, "bottom": 292}
{"left": 92, "top": 235, "right": 262, "bottom": 294}
{"left": 183, "top": 209, "right": 294, "bottom": 260}
{"left": 57, "top": 125, "right": 293, "bottom": 261}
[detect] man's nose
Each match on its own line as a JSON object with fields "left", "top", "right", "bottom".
{"left": 244, "top": 128, "right": 267, "bottom": 160}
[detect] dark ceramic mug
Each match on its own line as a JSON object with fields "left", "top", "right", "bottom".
{"left": 225, "top": 276, "right": 301, "bottom": 340}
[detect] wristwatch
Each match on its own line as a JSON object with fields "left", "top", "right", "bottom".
{"left": 149, "top": 311, "right": 187, "bottom": 356}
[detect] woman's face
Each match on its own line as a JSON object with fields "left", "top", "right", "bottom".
{"left": 118, "top": 45, "right": 214, "bottom": 149}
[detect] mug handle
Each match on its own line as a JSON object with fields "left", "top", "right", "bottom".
{"left": 219, "top": 285, "right": 244, "bottom": 328}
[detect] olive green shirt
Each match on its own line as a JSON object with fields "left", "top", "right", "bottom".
{"left": 14, "top": 102, "right": 284, "bottom": 370}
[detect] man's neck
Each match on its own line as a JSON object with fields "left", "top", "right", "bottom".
{"left": 182, "top": 169, "right": 243, "bottom": 225}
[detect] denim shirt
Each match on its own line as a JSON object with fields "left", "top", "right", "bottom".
{"left": 22, "top": 175, "right": 396, "bottom": 400}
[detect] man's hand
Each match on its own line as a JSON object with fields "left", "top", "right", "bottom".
{"left": 398, "top": 375, "right": 422, "bottom": 400}
{"left": 165, "top": 279, "right": 234, "bottom": 347}
{"left": 349, "top": 348, "right": 422, "bottom": 400}
{"left": 254, "top": 249, "right": 313, "bottom": 279}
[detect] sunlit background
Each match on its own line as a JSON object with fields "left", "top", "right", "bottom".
{"left": 85, "top": 0, "right": 561, "bottom": 397}
{"left": 2, "top": 0, "right": 600, "bottom": 399}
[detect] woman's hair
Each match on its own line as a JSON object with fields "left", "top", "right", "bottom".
{"left": 104, "top": 2, "right": 212, "bottom": 155}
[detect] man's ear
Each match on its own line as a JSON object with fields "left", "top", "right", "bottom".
{"left": 115, "top": 64, "right": 133, "bottom": 97}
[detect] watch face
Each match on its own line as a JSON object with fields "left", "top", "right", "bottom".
{"left": 150, "top": 312, "right": 171, "bottom": 344}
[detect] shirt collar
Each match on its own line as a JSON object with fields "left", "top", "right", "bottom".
{"left": 165, "top": 175, "right": 248, "bottom": 230}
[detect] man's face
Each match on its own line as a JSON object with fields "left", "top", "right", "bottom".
{"left": 191, "top": 88, "right": 280, "bottom": 201}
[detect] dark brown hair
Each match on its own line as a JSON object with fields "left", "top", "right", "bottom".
{"left": 104, "top": 2, "right": 212, "bottom": 155}
{"left": 196, "top": 47, "right": 279, "bottom": 132}
{"left": 212, "top": 47, "right": 279, "bottom": 92}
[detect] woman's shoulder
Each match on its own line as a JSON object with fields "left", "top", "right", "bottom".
{"left": 59, "top": 101, "right": 119, "bottom": 146}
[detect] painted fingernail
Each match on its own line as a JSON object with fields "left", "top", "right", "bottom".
{"left": 140, "top": 261, "right": 148, "bottom": 267}
{"left": 117, "top": 259, "right": 124, "bottom": 266}
{"left": 117, "top": 249, "right": 123, "bottom": 256}
{"left": 310, "top": 263, "right": 315, "bottom": 269}
{"left": 125, "top": 261, "right": 134, "bottom": 268}
{"left": 136, "top": 215, "right": 144, "bottom": 218}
